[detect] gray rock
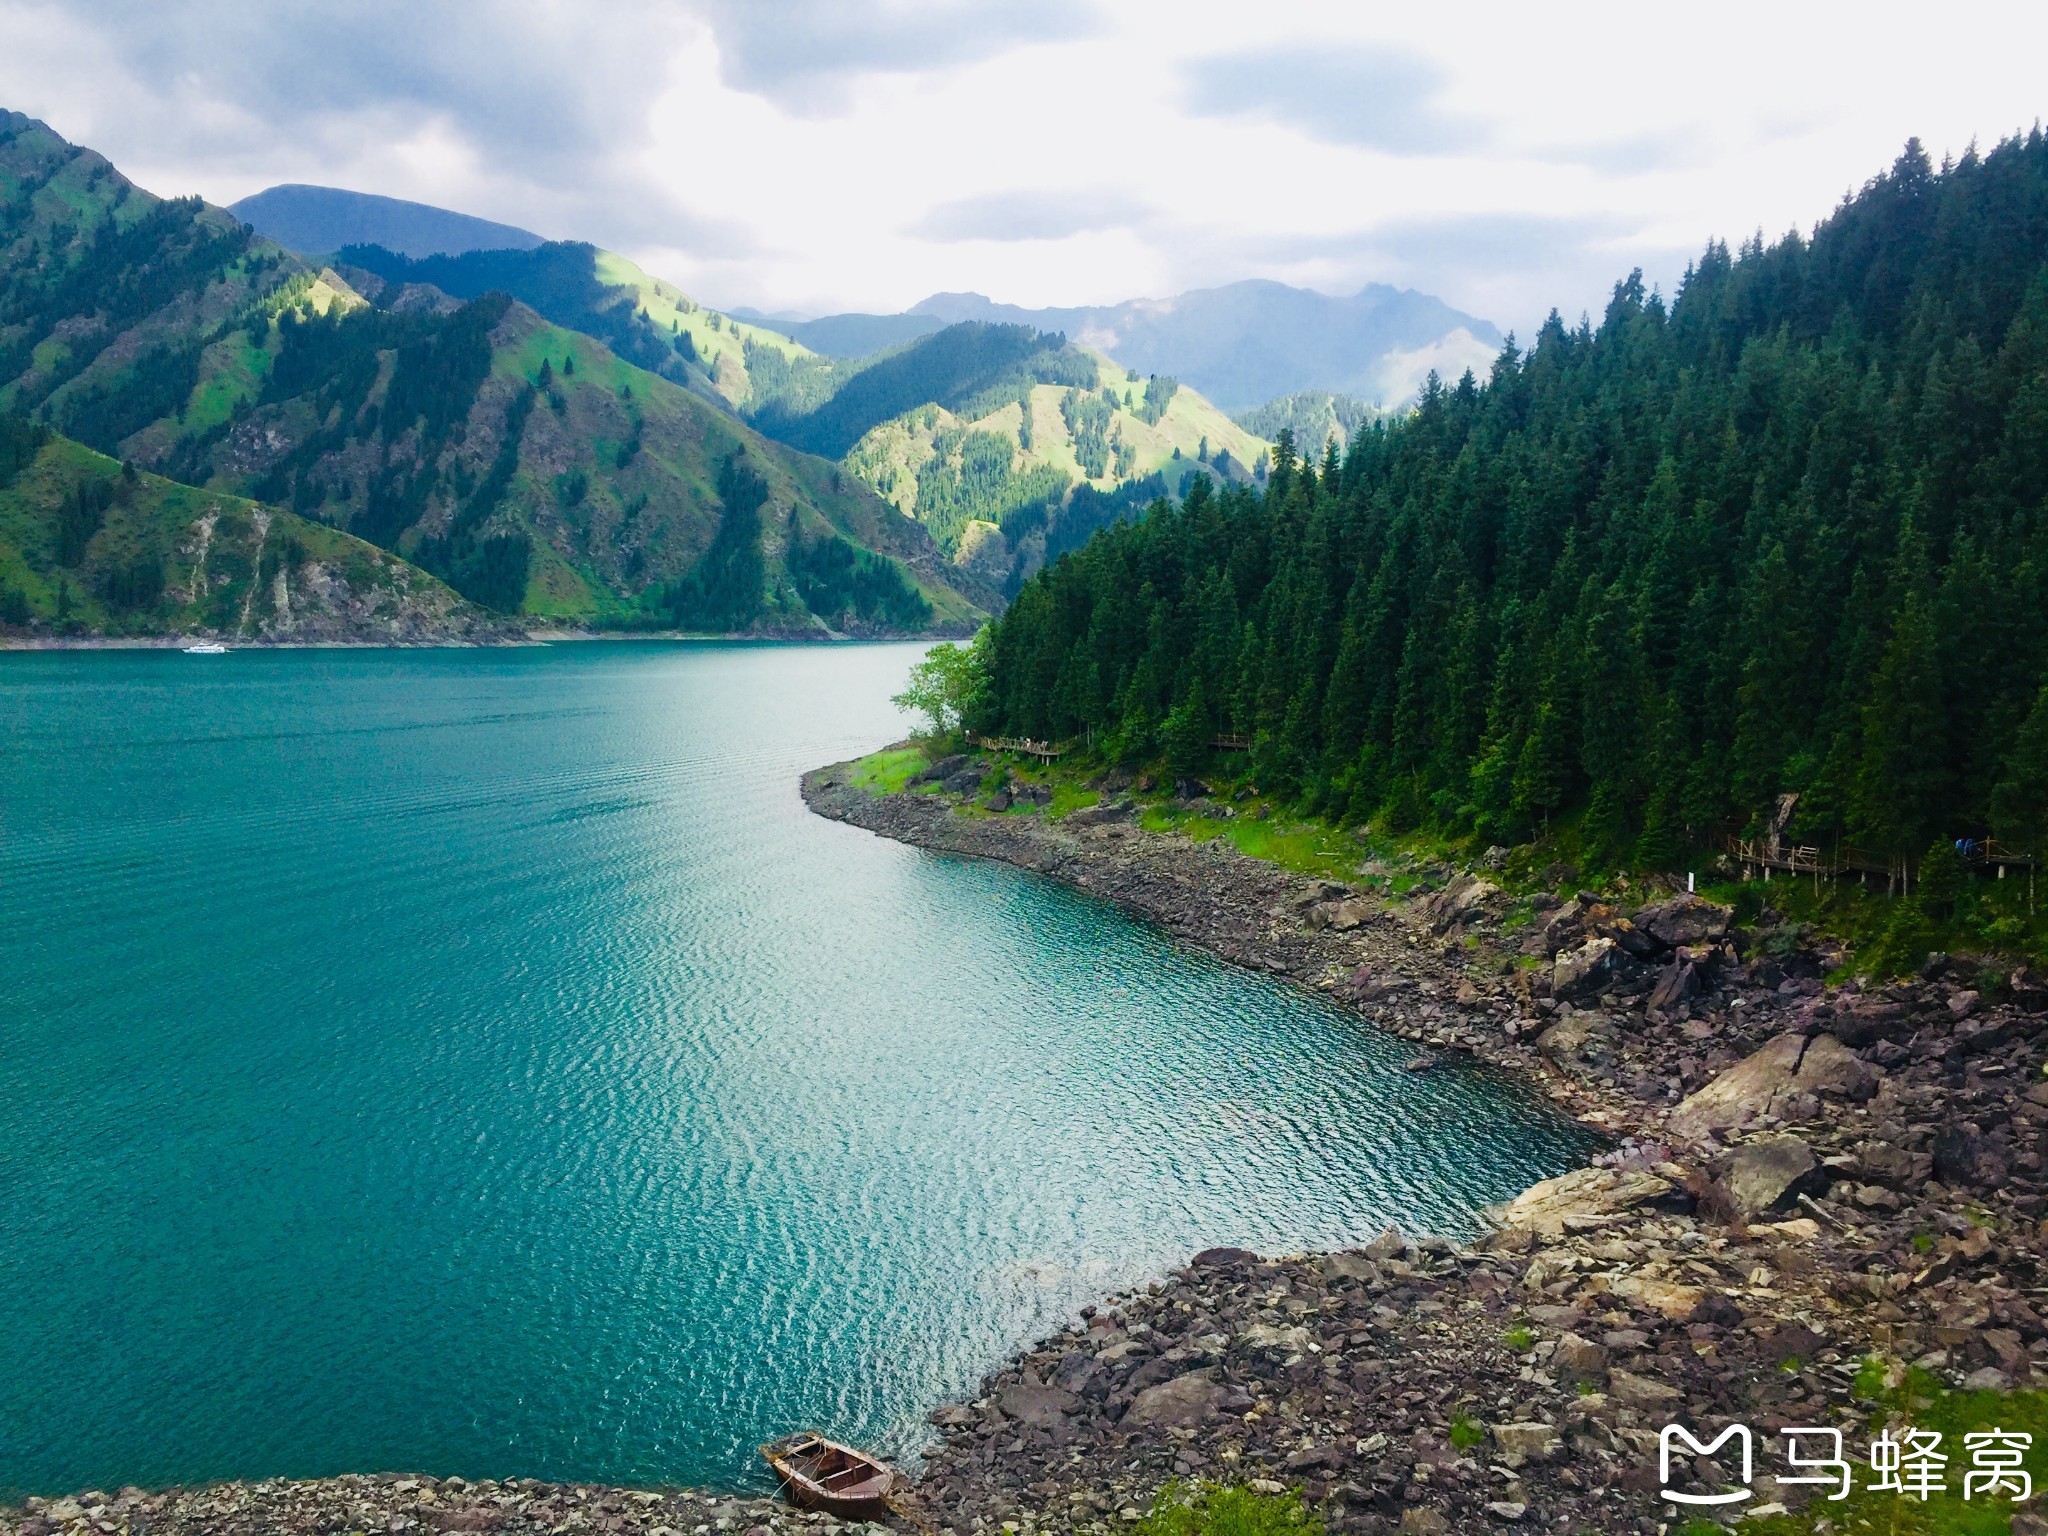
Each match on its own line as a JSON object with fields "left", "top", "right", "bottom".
{"left": 1647, "top": 960, "right": 1698, "bottom": 1012}
{"left": 1321, "top": 1252, "right": 1380, "bottom": 1284}
{"left": 1633, "top": 895, "right": 1733, "bottom": 948}
{"left": 1607, "top": 1368, "right": 1684, "bottom": 1410}
{"left": 1553, "top": 937, "right": 1629, "bottom": 1003}
{"left": 1488, "top": 1167, "right": 1679, "bottom": 1239}
{"left": 1121, "top": 1370, "right": 1226, "bottom": 1429}
{"left": 1536, "top": 1011, "right": 1620, "bottom": 1077}
{"left": 1066, "top": 799, "right": 1135, "bottom": 827}
{"left": 914, "top": 754, "right": 971, "bottom": 784}
{"left": 1717, "top": 1135, "right": 1827, "bottom": 1218}
{"left": 1423, "top": 873, "right": 1498, "bottom": 934}
{"left": 1522, "top": 899, "right": 1585, "bottom": 958}
{"left": 1552, "top": 1333, "right": 1608, "bottom": 1377}
{"left": 1669, "top": 1033, "right": 1879, "bottom": 1137}
{"left": 996, "top": 1382, "right": 1077, "bottom": 1426}
{"left": 1491, "top": 1423, "right": 1558, "bottom": 1461}
{"left": 1363, "top": 1228, "right": 1407, "bottom": 1260}
{"left": 1308, "top": 896, "right": 1376, "bottom": 931}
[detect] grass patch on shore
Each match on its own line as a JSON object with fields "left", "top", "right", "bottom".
{"left": 1140, "top": 803, "right": 1362, "bottom": 881}
{"left": 1133, "top": 1483, "right": 1322, "bottom": 1536}
{"left": 848, "top": 746, "right": 929, "bottom": 795}
{"left": 1046, "top": 781, "right": 1100, "bottom": 819}
{"left": 1734, "top": 1375, "right": 2048, "bottom": 1535}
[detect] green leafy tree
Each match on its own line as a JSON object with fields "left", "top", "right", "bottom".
{"left": 893, "top": 637, "right": 988, "bottom": 743}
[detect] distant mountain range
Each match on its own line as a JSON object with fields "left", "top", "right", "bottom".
{"left": 138, "top": 175, "right": 1503, "bottom": 619}
{"left": 748, "top": 282, "right": 1502, "bottom": 413}
{"left": 236, "top": 184, "right": 1501, "bottom": 416}
{"left": 230, "top": 184, "right": 545, "bottom": 259}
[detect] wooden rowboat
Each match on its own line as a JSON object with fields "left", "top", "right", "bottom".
{"left": 760, "top": 1432, "right": 898, "bottom": 1519}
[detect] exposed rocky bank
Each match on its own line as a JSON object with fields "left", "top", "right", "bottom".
{"left": 802, "top": 753, "right": 2048, "bottom": 1534}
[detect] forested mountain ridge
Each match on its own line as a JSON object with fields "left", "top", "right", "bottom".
{"left": 975, "top": 134, "right": 2048, "bottom": 877}
{"left": 0, "top": 113, "right": 982, "bottom": 634}
{"left": 0, "top": 417, "right": 500, "bottom": 641}
{"left": 1231, "top": 391, "right": 1382, "bottom": 462}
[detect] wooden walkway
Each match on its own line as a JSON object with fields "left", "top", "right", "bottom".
{"left": 1727, "top": 834, "right": 2037, "bottom": 892}
{"left": 971, "top": 734, "right": 1067, "bottom": 762}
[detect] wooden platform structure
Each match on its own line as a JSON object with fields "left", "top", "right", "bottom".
{"left": 971, "top": 734, "right": 1067, "bottom": 762}
{"left": 1727, "top": 833, "right": 2037, "bottom": 893}
{"left": 1210, "top": 733, "right": 1252, "bottom": 751}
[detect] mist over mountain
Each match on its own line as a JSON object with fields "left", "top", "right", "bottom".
{"left": 231, "top": 184, "right": 545, "bottom": 259}
{"left": 776, "top": 280, "right": 1501, "bottom": 412}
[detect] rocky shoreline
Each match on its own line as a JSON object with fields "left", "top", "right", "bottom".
{"left": 803, "top": 753, "right": 2048, "bottom": 1534}
{"left": 8, "top": 753, "right": 2045, "bottom": 1536}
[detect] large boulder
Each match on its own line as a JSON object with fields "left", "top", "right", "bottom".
{"left": 1633, "top": 894, "right": 1733, "bottom": 949}
{"left": 1308, "top": 896, "right": 1376, "bottom": 931}
{"left": 1670, "top": 1033, "right": 1878, "bottom": 1137}
{"left": 1423, "top": 872, "right": 1499, "bottom": 933}
{"left": 997, "top": 1382, "right": 1077, "bottom": 1427}
{"left": 1552, "top": 936, "right": 1642, "bottom": 1002}
{"left": 1121, "top": 1370, "right": 1226, "bottom": 1429}
{"left": 1492, "top": 1423, "right": 1559, "bottom": 1462}
{"left": 1715, "top": 1134, "right": 1827, "bottom": 1218}
{"left": 1536, "top": 1011, "right": 1621, "bottom": 1078}
{"left": 914, "top": 753, "right": 971, "bottom": 784}
{"left": 1488, "top": 1166, "right": 1681, "bottom": 1239}
{"left": 1521, "top": 898, "right": 1586, "bottom": 959}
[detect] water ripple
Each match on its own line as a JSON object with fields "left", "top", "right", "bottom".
{"left": 0, "top": 643, "right": 1595, "bottom": 1501}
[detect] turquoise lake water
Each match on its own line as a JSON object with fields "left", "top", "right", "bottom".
{"left": 0, "top": 642, "right": 1595, "bottom": 1499}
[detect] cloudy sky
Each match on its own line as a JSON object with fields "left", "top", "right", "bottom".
{"left": 3, "top": 1, "right": 2045, "bottom": 335}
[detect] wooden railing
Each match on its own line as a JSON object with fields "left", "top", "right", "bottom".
{"left": 971, "top": 734, "right": 1068, "bottom": 761}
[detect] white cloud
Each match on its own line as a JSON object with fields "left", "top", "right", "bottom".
{"left": 0, "top": 0, "right": 2043, "bottom": 336}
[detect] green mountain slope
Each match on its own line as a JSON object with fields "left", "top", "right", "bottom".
{"left": 0, "top": 110, "right": 981, "bottom": 636}
{"left": 329, "top": 241, "right": 822, "bottom": 415}
{"left": 0, "top": 418, "right": 496, "bottom": 641}
{"left": 827, "top": 339, "right": 1269, "bottom": 593}
{"left": 744, "top": 322, "right": 1096, "bottom": 460}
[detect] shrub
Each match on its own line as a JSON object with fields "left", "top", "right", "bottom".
{"left": 1133, "top": 1483, "right": 1323, "bottom": 1536}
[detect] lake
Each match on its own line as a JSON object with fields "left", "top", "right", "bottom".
{"left": 0, "top": 642, "right": 1594, "bottom": 1499}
